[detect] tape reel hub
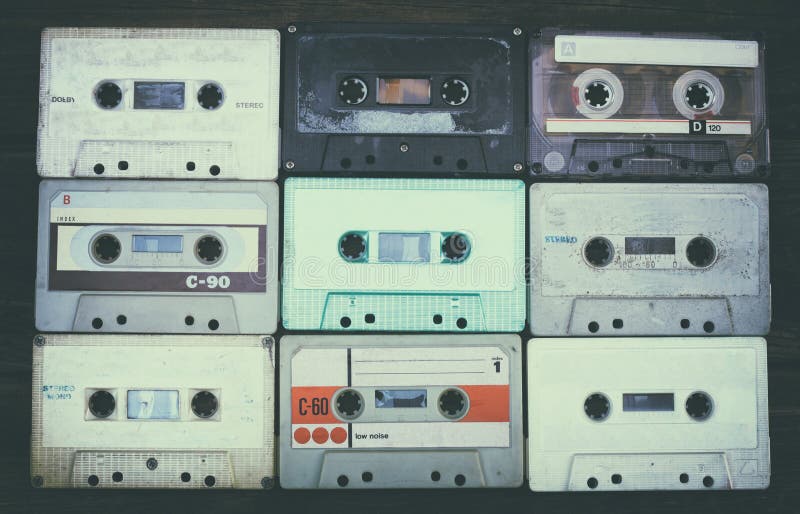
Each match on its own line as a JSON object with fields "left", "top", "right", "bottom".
{"left": 334, "top": 389, "right": 364, "bottom": 420}
{"left": 438, "top": 388, "right": 468, "bottom": 420}
{"left": 91, "top": 234, "right": 122, "bottom": 264}
{"left": 685, "top": 391, "right": 713, "bottom": 420}
{"left": 584, "top": 393, "right": 610, "bottom": 421}
{"left": 191, "top": 391, "right": 219, "bottom": 419}
{"left": 441, "top": 233, "right": 471, "bottom": 262}
{"left": 194, "top": 235, "right": 224, "bottom": 264}
{"left": 94, "top": 81, "right": 122, "bottom": 109}
{"left": 573, "top": 68, "right": 624, "bottom": 119}
{"left": 339, "top": 232, "right": 367, "bottom": 262}
{"left": 441, "top": 78, "right": 470, "bottom": 106}
{"left": 673, "top": 70, "right": 725, "bottom": 118}
{"left": 685, "top": 236, "right": 716, "bottom": 268}
{"left": 338, "top": 77, "right": 368, "bottom": 105}
{"left": 88, "top": 390, "right": 116, "bottom": 418}
{"left": 197, "top": 83, "right": 224, "bottom": 110}
{"left": 583, "top": 237, "right": 614, "bottom": 268}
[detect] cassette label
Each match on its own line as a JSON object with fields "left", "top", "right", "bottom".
{"left": 31, "top": 334, "right": 275, "bottom": 489}
{"left": 282, "top": 23, "right": 527, "bottom": 174}
{"left": 282, "top": 178, "right": 526, "bottom": 332}
{"left": 530, "top": 183, "right": 770, "bottom": 336}
{"left": 527, "top": 337, "right": 770, "bottom": 491}
{"left": 36, "top": 180, "right": 279, "bottom": 334}
{"left": 530, "top": 29, "right": 768, "bottom": 177}
{"left": 37, "top": 28, "right": 280, "bottom": 179}
{"left": 279, "top": 335, "right": 523, "bottom": 488}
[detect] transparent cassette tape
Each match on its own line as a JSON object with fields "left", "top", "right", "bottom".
{"left": 530, "top": 183, "right": 770, "bottom": 336}
{"left": 31, "top": 334, "right": 275, "bottom": 489}
{"left": 529, "top": 28, "right": 769, "bottom": 178}
{"left": 37, "top": 28, "right": 280, "bottom": 179}
{"left": 527, "top": 337, "right": 770, "bottom": 491}
{"left": 35, "top": 180, "right": 279, "bottom": 334}
{"left": 282, "top": 178, "right": 527, "bottom": 332}
{"left": 279, "top": 334, "right": 523, "bottom": 488}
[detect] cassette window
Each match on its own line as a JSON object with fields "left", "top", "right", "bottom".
{"left": 377, "top": 78, "right": 431, "bottom": 105}
{"left": 133, "top": 82, "right": 186, "bottom": 110}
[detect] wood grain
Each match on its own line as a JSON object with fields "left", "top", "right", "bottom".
{"left": 1, "top": 1, "right": 799, "bottom": 512}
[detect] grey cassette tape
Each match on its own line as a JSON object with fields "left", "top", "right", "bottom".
{"left": 527, "top": 337, "right": 770, "bottom": 491}
{"left": 37, "top": 28, "right": 280, "bottom": 179}
{"left": 35, "top": 180, "right": 279, "bottom": 334}
{"left": 282, "top": 178, "right": 527, "bottom": 332}
{"left": 31, "top": 334, "right": 275, "bottom": 489}
{"left": 279, "top": 335, "right": 523, "bottom": 489}
{"left": 530, "top": 183, "right": 770, "bottom": 336}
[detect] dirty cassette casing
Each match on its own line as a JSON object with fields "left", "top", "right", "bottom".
{"left": 31, "top": 334, "right": 275, "bottom": 489}
{"left": 282, "top": 178, "right": 527, "bottom": 332}
{"left": 527, "top": 337, "right": 770, "bottom": 491}
{"left": 530, "top": 183, "right": 770, "bottom": 336}
{"left": 529, "top": 28, "right": 769, "bottom": 178}
{"left": 38, "top": 28, "right": 280, "bottom": 179}
{"left": 279, "top": 334, "right": 523, "bottom": 489}
{"left": 281, "top": 23, "right": 527, "bottom": 174}
{"left": 35, "top": 180, "right": 279, "bottom": 334}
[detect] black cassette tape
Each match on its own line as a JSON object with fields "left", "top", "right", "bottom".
{"left": 529, "top": 28, "right": 769, "bottom": 178}
{"left": 281, "top": 23, "right": 527, "bottom": 174}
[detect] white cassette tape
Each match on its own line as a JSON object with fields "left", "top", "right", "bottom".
{"left": 31, "top": 334, "right": 275, "bottom": 489}
{"left": 527, "top": 337, "right": 770, "bottom": 491}
{"left": 279, "top": 335, "right": 523, "bottom": 489}
{"left": 35, "top": 179, "right": 279, "bottom": 334}
{"left": 37, "top": 28, "right": 280, "bottom": 180}
{"left": 282, "top": 178, "right": 527, "bottom": 332}
{"left": 530, "top": 183, "right": 770, "bottom": 336}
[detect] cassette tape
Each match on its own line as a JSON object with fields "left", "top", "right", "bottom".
{"left": 529, "top": 28, "right": 769, "bottom": 178}
{"left": 279, "top": 334, "right": 523, "bottom": 489}
{"left": 282, "top": 178, "right": 526, "bottom": 332}
{"left": 31, "top": 334, "right": 275, "bottom": 489}
{"left": 35, "top": 179, "right": 279, "bottom": 334}
{"left": 37, "top": 28, "right": 280, "bottom": 179}
{"left": 530, "top": 183, "right": 770, "bottom": 336}
{"left": 281, "top": 23, "right": 527, "bottom": 174}
{"left": 527, "top": 337, "right": 770, "bottom": 491}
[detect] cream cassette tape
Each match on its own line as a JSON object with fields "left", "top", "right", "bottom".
{"left": 35, "top": 179, "right": 279, "bottom": 334}
{"left": 37, "top": 28, "right": 280, "bottom": 179}
{"left": 279, "top": 335, "right": 523, "bottom": 489}
{"left": 31, "top": 334, "right": 275, "bottom": 489}
{"left": 527, "top": 337, "right": 770, "bottom": 491}
{"left": 529, "top": 28, "right": 769, "bottom": 178}
{"left": 530, "top": 183, "right": 770, "bottom": 336}
{"left": 282, "top": 178, "right": 526, "bottom": 332}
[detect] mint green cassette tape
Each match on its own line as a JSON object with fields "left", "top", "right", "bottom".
{"left": 282, "top": 178, "right": 526, "bottom": 332}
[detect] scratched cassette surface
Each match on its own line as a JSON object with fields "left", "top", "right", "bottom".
{"left": 282, "top": 178, "right": 526, "bottom": 332}
{"left": 35, "top": 180, "right": 279, "bottom": 334}
{"left": 529, "top": 28, "right": 769, "bottom": 178}
{"left": 37, "top": 28, "right": 280, "bottom": 179}
{"left": 530, "top": 183, "right": 770, "bottom": 336}
{"left": 281, "top": 23, "right": 527, "bottom": 174}
{"left": 279, "top": 334, "right": 523, "bottom": 489}
{"left": 527, "top": 337, "right": 770, "bottom": 491}
{"left": 31, "top": 334, "right": 275, "bottom": 489}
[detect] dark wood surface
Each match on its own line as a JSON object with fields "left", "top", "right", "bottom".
{"left": 2, "top": 1, "right": 800, "bottom": 512}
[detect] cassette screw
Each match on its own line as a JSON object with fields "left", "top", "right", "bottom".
{"left": 146, "top": 458, "right": 158, "bottom": 471}
{"left": 285, "top": 160, "right": 295, "bottom": 170}
{"left": 261, "top": 477, "right": 275, "bottom": 489}
{"left": 513, "top": 27, "right": 522, "bottom": 36}
{"left": 33, "top": 335, "right": 46, "bottom": 347}
{"left": 399, "top": 143, "right": 409, "bottom": 153}
{"left": 288, "top": 25, "right": 297, "bottom": 33}
{"left": 513, "top": 163, "right": 523, "bottom": 172}
{"left": 31, "top": 476, "right": 44, "bottom": 488}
